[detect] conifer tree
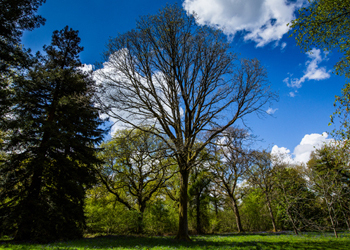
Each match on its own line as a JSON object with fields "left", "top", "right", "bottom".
{"left": 0, "top": 26, "right": 104, "bottom": 242}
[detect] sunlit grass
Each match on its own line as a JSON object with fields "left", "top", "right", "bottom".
{"left": 1, "top": 232, "right": 350, "bottom": 249}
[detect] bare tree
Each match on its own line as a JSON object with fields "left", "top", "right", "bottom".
{"left": 208, "top": 127, "right": 253, "bottom": 232}
{"left": 96, "top": 5, "right": 276, "bottom": 240}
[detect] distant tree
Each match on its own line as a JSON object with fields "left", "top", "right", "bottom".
{"left": 97, "top": 4, "right": 276, "bottom": 240}
{"left": 306, "top": 144, "right": 350, "bottom": 237}
{"left": 96, "top": 128, "right": 174, "bottom": 234}
{"left": 273, "top": 161, "right": 317, "bottom": 235}
{"left": 208, "top": 127, "right": 253, "bottom": 233}
{"left": 188, "top": 157, "right": 212, "bottom": 234}
{"left": 247, "top": 151, "right": 278, "bottom": 232}
{"left": 0, "top": 26, "right": 104, "bottom": 242}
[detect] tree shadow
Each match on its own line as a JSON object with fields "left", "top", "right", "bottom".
{"left": 2, "top": 233, "right": 350, "bottom": 249}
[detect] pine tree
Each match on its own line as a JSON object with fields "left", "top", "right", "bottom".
{"left": 0, "top": 26, "right": 104, "bottom": 242}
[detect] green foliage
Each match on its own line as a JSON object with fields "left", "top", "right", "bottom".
{"left": 330, "top": 82, "right": 350, "bottom": 141}
{"left": 188, "top": 166, "right": 212, "bottom": 234}
{"left": 0, "top": 0, "right": 46, "bottom": 129}
{"left": 96, "top": 128, "right": 174, "bottom": 233}
{"left": 0, "top": 0, "right": 46, "bottom": 72}
{"left": 85, "top": 186, "right": 139, "bottom": 234}
{"left": 240, "top": 187, "right": 271, "bottom": 231}
{"left": 306, "top": 144, "right": 350, "bottom": 237}
{"left": 289, "top": 0, "right": 350, "bottom": 78}
{"left": 0, "top": 26, "right": 104, "bottom": 242}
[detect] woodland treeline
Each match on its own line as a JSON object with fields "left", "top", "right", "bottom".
{"left": 86, "top": 128, "right": 350, "bottom": 239}
{"left": 1, "top": 0, "right": 350, "bottom": 243}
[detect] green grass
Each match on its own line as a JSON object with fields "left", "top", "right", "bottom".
{"left": 1, "top": 232, "right": 350, "bottom": 250}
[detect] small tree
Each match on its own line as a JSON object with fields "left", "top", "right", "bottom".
{"left": 306, "top": 144, "right": 350, "bottom": 237}
{"left": 0, "top": 26, "right": 104, "bottom": 242}
{"left": 247, "top": 151, "right": 278, "bottom": 232}
{"left": 97, "top": 4, "right": 276, "bottom": 240}
{"left": 96, "top": 128, "right": 174, "bottom": 233}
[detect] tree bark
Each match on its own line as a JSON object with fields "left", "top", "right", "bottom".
{"left": 266, "top": 195, "right": 277, "bottom": 232}
{"left": 137, "top": 210, "right": 144, "bottom": 234}
{"left": 196, "top": 192, "right": 203, "bottom": 234}
{"left": 176, "top": 169, "right": 191, "bottom": 240}
{"left": 230, "top": 196, "right": 244, "bottom": 233}
{"left": 285, "top": 208, "right": 299, "bottom": 235}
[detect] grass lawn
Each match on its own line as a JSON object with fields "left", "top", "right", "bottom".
{"left": 1, "top": 232, "right": 350, "bottom": 250}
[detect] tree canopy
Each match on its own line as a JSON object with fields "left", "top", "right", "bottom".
{"left": 289, "top": 0, "right": 350, "bottom": 78}
{"left": 97, "top": 4, "right": 276, "bottom": 240}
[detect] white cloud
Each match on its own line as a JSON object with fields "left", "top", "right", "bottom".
{"left": 281, "top": 42, "right": 287, "bottom": 50}
{"left": 289, "top": 91, "right": 296, "bottom": 97}
{"left": 79, "top": 64, "right": 94, "bottom": 73}
{"left": 271, "top": 132, "right": 333, "bottom": 165}
{"left": 93, "top": 50, "right": 184, "bottom": 137}
{"left": 266, "top": 107, "right": 278, "bottom": 114}
{"left": 284, "top": 48, "right": 331, "bottom": 90}
{"left": 183, "top": 0, "right": 306, "bottom": 47}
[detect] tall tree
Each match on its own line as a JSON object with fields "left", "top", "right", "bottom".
{"left": 97, "top": 4, "right": 276, "bottom": 240}
{"left": 96, "top": 128, "right": 174, "bottom": 234}
{"left": 0, "top": 26, "right": 104, "bottom": 242}
{"left": 0, "top": 0, "right": 46, "bottom": 125}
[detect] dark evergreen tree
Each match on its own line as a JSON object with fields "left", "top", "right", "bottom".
{"left": 0, "top": 0, "right": 45, "bottom": 71}
{"left": 0, "top": 26, "right": 104, "bottom": 242}
{"left": 1, "top": 0, "right": 46, "bottom": 128}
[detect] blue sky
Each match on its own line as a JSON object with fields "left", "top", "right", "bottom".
{"left": 21, "top": 0, "right": 347, "bottom": 164}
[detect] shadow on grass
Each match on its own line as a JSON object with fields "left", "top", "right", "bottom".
{"left": 2, "top": 233, "right": 350, "bottom": 249}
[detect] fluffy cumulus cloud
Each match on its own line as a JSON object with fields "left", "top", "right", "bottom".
{"left": 183, "top": 0, "right": 306, "bottom": 47}
{"left": 271, "top": 132, "right": 333, "bottom": 165}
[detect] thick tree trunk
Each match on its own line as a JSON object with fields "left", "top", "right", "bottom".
{"left": 137, "top": 211, "right": 144, "bottom": 234}
{"left": 230, "top": 196, "right": 243, "bottom": 233}
{"left": 176, "top": 169, "right": 191, "bottom": 241}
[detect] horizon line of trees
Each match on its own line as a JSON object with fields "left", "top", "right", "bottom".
{"left": 85, "top": 127, "right": 350, "bottom": 238}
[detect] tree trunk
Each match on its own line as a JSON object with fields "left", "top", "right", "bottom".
{"left": 342, "top": 211, "right": 350, "bottom": 231}
{"left": 176, "top": 169, "right": 191, "bottom": 241}
{"left": 266, "top": 195, "right": 277, "bottom": 232}
{"left": 285, "top": 208, "right": 299, "bottom": 235}
{"left": 196, "top": 192, "right": 203, "bottom": 234}
{"left": 137, "top": 211, "right": 144, "bottom": 234}
{"left": 230, "top": 196, "right": 243, "bottom": 233}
